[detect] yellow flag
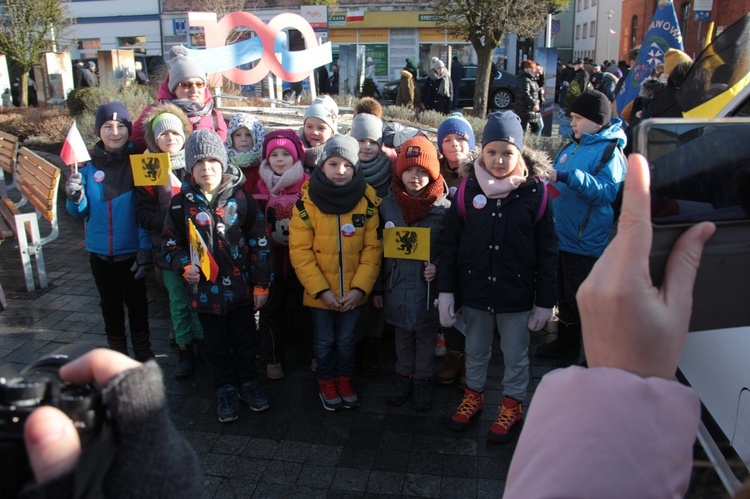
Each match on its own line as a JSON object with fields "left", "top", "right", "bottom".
{"left": 383, "top": 227, "right": 430, "bottom": 261}
{"left": 130, "top": 153, "right": 171, "bottom": 186}
{"left": 188, "top": 219, "right": 219, "bottom": 283}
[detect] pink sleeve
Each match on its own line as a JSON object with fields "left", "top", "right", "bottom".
{"left": 505, "top": 366, "right": 700, "bottom": 499}
{"left": 130, "top": 104, "right": 155, "bottom": 153}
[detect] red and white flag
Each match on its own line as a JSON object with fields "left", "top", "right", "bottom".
{"left": 347, "top": 10, "right": 364, "bottom": 22}
{"left": 609, "top": 29, "right": 617, "bottom": 35}
{"left": 60, "top": 121, "right": 91, "bottom": 167}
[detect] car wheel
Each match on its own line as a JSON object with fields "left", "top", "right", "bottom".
{"left": 491, "top": 89, "right": 513, "bottom": 109}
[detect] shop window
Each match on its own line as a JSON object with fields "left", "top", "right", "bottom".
{"left": 77, "top": 39, "right": 101, "bottom": 59}
{"left": 117, "top": 36, "right": 146, "bottom": 55}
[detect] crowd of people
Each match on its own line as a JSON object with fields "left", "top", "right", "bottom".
{"left": 32, "top": 46, "right": 723, "bottom": 496}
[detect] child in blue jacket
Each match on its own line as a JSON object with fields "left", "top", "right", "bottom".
{"left": 65, "top": 102, "right": 154, "bottom": 361}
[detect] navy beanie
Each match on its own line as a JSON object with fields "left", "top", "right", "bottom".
{"left": 95, "top": 102, "right": 132, "bottom": 138}
{"left": 482, "top": 110, "right": 524, "bottom": 152}
{"left": 437, "top": 113, "right": 476, "bottom": 155}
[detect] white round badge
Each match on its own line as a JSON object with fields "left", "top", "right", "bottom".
{"left": 93, "top": 170, "right": 105, "bottom": 183}
{"left": 195, "top": 212, "right": 211, "bottom": 227}
{"left": 559, "top": 153, "right": 567, "bottom": 164}
{"left": 384, "top": 221, "right": 395, "bottom": 229}
{"left": 472, "top": 194, "right": 487, "bottom": 210}
{"left": 448, "top": 185, "right": 458, "bottom": 198}
{"left": 341, "top": 223, "right": 356, "bottom": 237}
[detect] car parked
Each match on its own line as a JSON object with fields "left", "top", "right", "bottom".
{"left": 382, "top": 64, "right": 516, "bottom": 110}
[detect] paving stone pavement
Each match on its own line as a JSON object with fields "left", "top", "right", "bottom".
{"left": 0, "top": 158, "right": 722, "bottom": 497}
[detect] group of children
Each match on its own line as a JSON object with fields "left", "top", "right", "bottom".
{"left": 66, "top": 89, "right": 591, "bottom": 444}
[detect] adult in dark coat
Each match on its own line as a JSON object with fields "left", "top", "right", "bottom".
{"left": 80, "top": 62, "right": 98, "bottom": 88}
{"left": 422, "top": 58, "right": 452, "bottom": 114}
{"left": 450, "top": 56, "right": 465, "bottom": 110}
{"left": 73, "top": 61, "right": 85, "bottom": 89}
{"left": 514, "top": 60, "right": 541, "bottom": 133}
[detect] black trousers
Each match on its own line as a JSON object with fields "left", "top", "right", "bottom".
{"left": 556, "top": 250, "right": 599, "bottom": 326}
{"left": 198, "top": 305, "right": 259, "bottom": 389}
{"left": 258, "top": 273, "right": 311, "bottom": 364}
{"left": 90, "top": 254, "right": 149, "bottom": 338}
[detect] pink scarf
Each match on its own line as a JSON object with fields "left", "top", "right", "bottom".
{"left": 473, "top": 157, "right": 527, "bottom": 199}
{"left": 258, "top": 159, "right": 304, "bottom": 195}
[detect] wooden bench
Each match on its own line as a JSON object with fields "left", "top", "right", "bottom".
{"left": 0, "top": 147, "right": 61, "bottom": 291}
{"left": 0, "top": 130, "right": 19, "bottom": 198}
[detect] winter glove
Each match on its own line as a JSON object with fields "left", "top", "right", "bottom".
{"left": 438, "top": 292, "right": 456, "bottom": 328}
{"left": 130, "top": 249, "right": 153, "bottom": 280}
{"left": 65, "top": 173, "right": 84, "bottom": 203}
{"left": 527, "top": 306, "right": 554, "bottom": 331}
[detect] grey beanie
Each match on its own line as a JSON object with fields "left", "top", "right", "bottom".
{"left": 319, "top": 135, "right": 360, "bottom": 172}
{"left": 152, "top": 113, "right": 185, "bottom": 142}
{"left": 168, "top": 46, "right": 207, "bottom": 94}
{"left": 185, "top": 129, "right": 227, "bottom": 173}
{"left": 350, "top": 113, "right": 383, "bottom": 145}
{"left": 304, "top": 96, "right": 339, "bottom": 133}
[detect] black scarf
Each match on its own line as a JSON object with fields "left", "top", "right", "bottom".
{"left": 308, "top": 166, "right": 367, "bottom": 215}
{"left": 169, "top": 97, "right": 213, "bottom": 119}
{"left": 91, "top": 141, "right": 136, "bottom": 201}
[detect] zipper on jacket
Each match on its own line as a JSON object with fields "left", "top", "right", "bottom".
{"left": 578, "top": 206, "right": 593, "bottom": 240}
{"left": 337, "top": 214, "right": 344, "bottom": 296}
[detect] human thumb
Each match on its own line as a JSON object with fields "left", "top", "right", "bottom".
{"left": 24, "top": 406, "right": 82, "bottom": 484}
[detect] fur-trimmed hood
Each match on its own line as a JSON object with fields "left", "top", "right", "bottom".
{"left": 141, "top": 102, "right": 192, "bottom": 153}
{"left": 459, "top": 146, "right": 553, "bottom": 179}
{"left": 639, "top": 78, "right": 665, "bottom": 99}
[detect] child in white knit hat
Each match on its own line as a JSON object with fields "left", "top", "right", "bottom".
{"left": 225, "top": 112, "right": 266, "bottom": 192}
{"left": 300, "top": 95, "right": 339, "bottom": 172}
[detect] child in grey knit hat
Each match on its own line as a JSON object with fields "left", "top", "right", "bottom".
{"left": 350, "top": 113, "right": 397, "bottom": 199}
{"left": 289, "top": 134, "right": 382, "bottom": 412}
{"left": 163, "top": 128, "right": 274, "bottom": 423}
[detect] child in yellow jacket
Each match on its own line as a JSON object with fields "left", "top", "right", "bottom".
{"left": 289, "top": 135, "right": 382, "bottom": 411}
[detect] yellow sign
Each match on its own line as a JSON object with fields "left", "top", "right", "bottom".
{"left": 359, "top": 29, "right": 388, "bottom": 42}
{"left": 419, "top": 28, "right": 447, "bottom": 42}
{"left": 383, "top": 227, "right": 430, "bottom": 261}
{"left": 329, "top": 29, "right": 356, "bottom": 43}
{"left": 130, "top": 153, "right": 171, "bottom": 186}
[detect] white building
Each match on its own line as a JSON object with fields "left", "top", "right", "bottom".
{"left": 573, "top": 0, "right": 622, "bottom": 63}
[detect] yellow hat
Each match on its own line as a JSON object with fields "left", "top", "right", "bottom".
{"left": 664, "top": 49, "right": 692, "bottom": 74}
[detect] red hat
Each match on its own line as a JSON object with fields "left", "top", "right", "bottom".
{"left": 396, "top": 136, "right": 440, "bottom": 181}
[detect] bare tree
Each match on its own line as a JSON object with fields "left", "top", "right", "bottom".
{"left": 0, "top": 0, "right": 72, "bottom": 106}
{"left": 434, "top": 0, "right": 568, "bottom": 117}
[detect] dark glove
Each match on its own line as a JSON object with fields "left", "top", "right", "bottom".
{"left": 130, "top": 250, "right": 153, "bottom": 280}
{"left": 65, "top": 173, "right": 84, "bottom": 203}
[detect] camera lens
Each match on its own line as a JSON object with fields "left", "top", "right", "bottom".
{"left": 0, "top": 377, "right": 47, "bottom": 407}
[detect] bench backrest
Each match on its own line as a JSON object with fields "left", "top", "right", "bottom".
{"left": 0, "top": 131, "right": 19, "bottom": 175}
{"left": 15, "top": 147, "right": 60, "bottom": 223}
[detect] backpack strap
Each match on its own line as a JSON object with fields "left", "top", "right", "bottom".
{"left": 295, "top": 198, "right": 313, "bottom": 231}
{"left": 533, "top": 177, "right": 549, "bottom": 226}
{"left": 594, "top": 140, "right": 619, "bottom": 176}
{"left": 363, "top": 194, "right": 375, "bottom": 222}
{"left": 455, "top": 177, "right": 468, "bottom": 220}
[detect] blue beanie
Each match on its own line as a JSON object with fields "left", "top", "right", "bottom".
{"left": 95, "top": 102, "right": 132, "bottom": 138}
{"left": 482, "top": 110, "right": 524, "bottom": 153}
{"left": 437, "top": 113, "right": 476, "bottom": 155}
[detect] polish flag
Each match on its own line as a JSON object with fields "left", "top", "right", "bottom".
{"left": 347, "top": 10, "right": 365, "bottom": 22}
{"left": 609, "top": 29, "right": 617, "bottom": 35}
{"left": 60, "top": 121, "right": 91, "bottom": 170}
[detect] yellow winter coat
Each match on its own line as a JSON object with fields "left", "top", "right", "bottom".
{"left": 289, "top": 181, "right": 382, "bottom": 309}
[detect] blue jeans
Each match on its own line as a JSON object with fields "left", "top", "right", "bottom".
{"left": 311, "top": 307, "right": 362, "bottom": 379}
{"left": 462, "top": 307, "right": 530, "bottom": 400}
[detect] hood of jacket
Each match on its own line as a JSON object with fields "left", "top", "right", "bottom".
{"left": 459, "top": 146, "right": 553, "bottom": 180}
{"left": 142, "top": 102, "right": 192, "bottom": 153}
{"left": 185, "top": 162, "right": 246, "bottom": 199}
{"left": 638, "top": 78, "right": 665, "bottom": 99}
{"left": 576, "top": 118, "right": 627, "bottom": 149}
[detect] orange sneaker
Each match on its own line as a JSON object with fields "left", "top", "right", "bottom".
{"left": 487, "top": 396, "right": 524, "bottom": 443}
{"left": 449, "top": 388, "right": 484, "bottom": 431}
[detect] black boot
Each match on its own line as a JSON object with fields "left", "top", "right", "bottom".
{"left": 175, "top": 342, "right": 195, "bottom": 378}
{"left": 107, "top": 335, "right": 129, "bottom": 356}
{"left": 536, "top": 323, "right": 581, "bottom": 359}
{"left": 362, "top": 337, "right": 379, "bottom": 377}
{"left": 131, "top": 331, "right": 155, "bottom": 362}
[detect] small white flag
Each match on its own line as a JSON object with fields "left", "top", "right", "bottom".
{"left": 60, "top": 121, "right": 91, "bottom": 166}
{"left": 609, "top": 29, "right": 617, "bottom": 35}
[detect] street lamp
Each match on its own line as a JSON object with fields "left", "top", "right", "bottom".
{"left": 607, "top": 10, "right": 615, "bottom": 62}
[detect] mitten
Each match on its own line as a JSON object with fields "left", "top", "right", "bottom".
{"left": 438, "top": 292, "right": 456, "bottom": 328}
{"left": 130, "top": 249, "right": 153, "bottom": 280}
{"left": 527, "top": 306, "right": 553, "bottom": 331}
{"left": 65, "top": 173, "right": 84, "bottom": 203}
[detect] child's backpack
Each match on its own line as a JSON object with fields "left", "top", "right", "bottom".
{"left": 594, "top": 140, "right": 625, "bottom": 222}
{"left": 454, "top": 176, "right": 549, "bottom": 225}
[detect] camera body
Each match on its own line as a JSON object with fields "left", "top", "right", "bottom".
{"left": 0, "top": 344, "right": 106, "bottom": 498}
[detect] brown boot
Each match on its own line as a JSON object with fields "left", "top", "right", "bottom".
{"left": 437, "top": 351, "right": 465, "bottom": 385}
